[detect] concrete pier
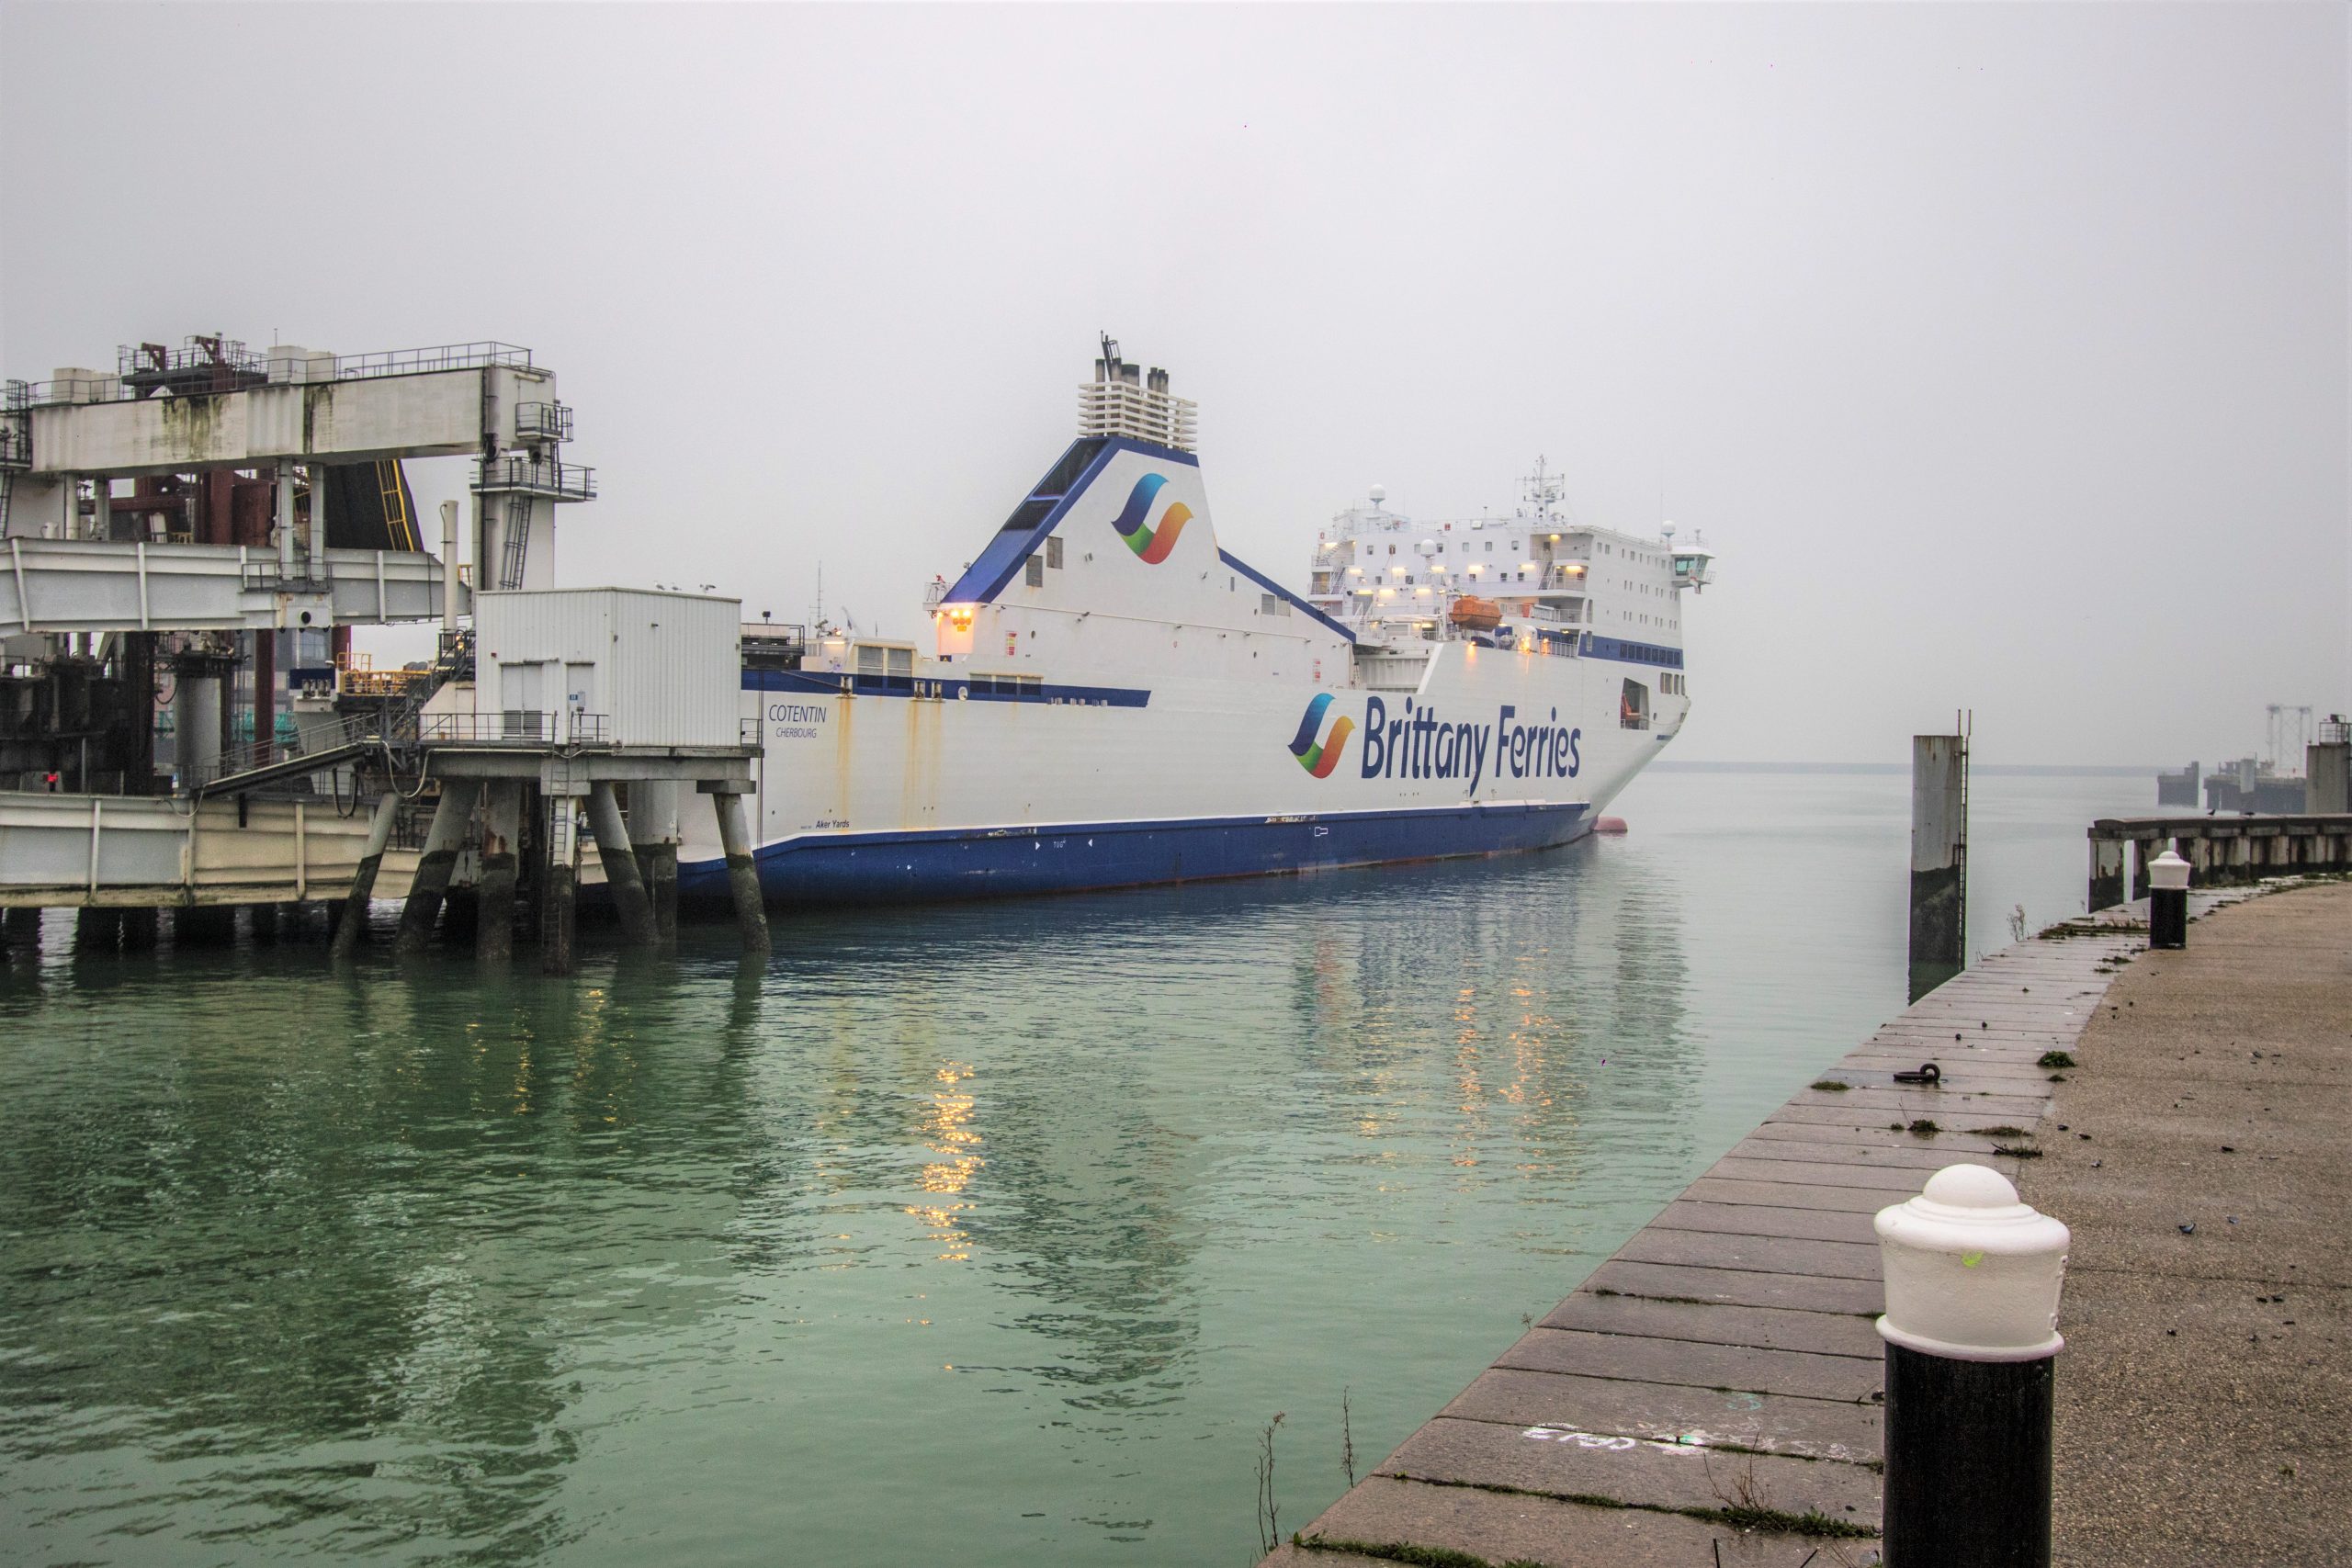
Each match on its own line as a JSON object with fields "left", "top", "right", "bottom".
{"left": 74, "top": 906, "right": 120, "bottom": 953}
{"left": 1261, "top": 881, "right": 2334, "bottom": 1568}
{"left": 119, "top": 906, "right": 159, "bottom": 953}
{"left": 584, "top": 782, "right": 660, "bottom": 948}
{"left": 540, "top": 792, "right": 580, "bottom": 976}
{"left": 395, "top": 779, "right": 481, "bottom": 953}
{"left": 2087, "top": 815, "right": 2352, "bottom": 909}
{"left": 630, "top": 780, "right": 682, "bottom": 943}
{"left": 708, "top": 784, "right": 770, "bottom": 957}
{"left": 175, "top": 904, "right": 237, "bottom": 946}
{"left": 327, "top": 790, "right": 402, "bottom": 960}
{"left": 475, "top": 781, "right": 522, "bottom": 964}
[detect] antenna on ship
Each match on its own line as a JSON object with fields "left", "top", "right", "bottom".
{"left": 1521, "top": 455, "right": 1564, "bottom": 522}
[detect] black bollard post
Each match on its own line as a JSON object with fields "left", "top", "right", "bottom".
{"left": 2147, "top": 847, "right": 2188, "bottom": 951}
{"left": 1876, "top": 1163, "right": 2070, "bottom": 1568}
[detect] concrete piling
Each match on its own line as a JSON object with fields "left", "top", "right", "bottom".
{"left": 395, "top": 779, "right": 480, "bottom": 953}
{"left": 584, "top": 782, "right": 661, "bottom": 948}
{"left": 629, "top": 780, "right": 682, "bottom": 943}
{"left": 438, "top": 885, "right": 479, "bottom": 945}
{"left": 74, "top": 906, "right": 121, "bottom": 953}
{"left": 3, "top": 907, "right": 41, "bottom": 953}
{"left": 476, "top": 781, "right": 523, "bottom": 964}
{"left": 119, "top": 907, "right": 160, "bottom": 953}
{"left": 707, "top": 784, "right": 770, "bottom": 957}
{"left": 329, "top": 790, "right": 404, "bottom": 961}
{"left": 541, "top": 793, "right": 581, "bottom": 976}
{"left": 2086, "top": 836, "right": 2126, "bottom": 912}
{"left": 175, "top": 904, "right": 236, "bottom": 946}
{"left": 1910, "top": 732, "right": 1968, "bottom": 997}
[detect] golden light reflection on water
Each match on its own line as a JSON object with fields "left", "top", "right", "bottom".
{"left": 904, "top": 1060, "right": 984, "bottom": 1261}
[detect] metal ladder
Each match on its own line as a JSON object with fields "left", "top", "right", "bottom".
{"left": 497, "top": 495, "right": 532, "bottom": 590}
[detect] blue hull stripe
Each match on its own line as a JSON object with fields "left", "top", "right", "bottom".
{"left": 678, "top": 801, "right": 1590, "bottom": 907}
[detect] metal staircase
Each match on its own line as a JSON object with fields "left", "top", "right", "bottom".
{"left": 497, "top": 495, "right": 533, "bottom": 590}
{"left": 187, "top": 690, "right": 430, "bottom": 799}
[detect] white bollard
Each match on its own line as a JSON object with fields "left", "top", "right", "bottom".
{"left": 2148, "top": 847, "right": 2189, "bottom": 950}
{"left": 1876, "top": 1163, "right": 2071, "bottom": 1568}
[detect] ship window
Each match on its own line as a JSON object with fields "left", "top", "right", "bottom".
{"left": 1484, "top": 541, "right": 1493, "bottom": 552}
{"left": 1261, "top": 592, "right": 1290, "bottom": 616}
{"left": 1033, "top": 437, "right": 1109, "bottom": 499}
{"left": 856, "top": 645, "right": 883, "bottom": 677}
{"left": 1000, "top": 497, "right": 1054, "bottom": 534}
{"left": 1046, "top": 536, "right": 1064, "bottom": 569}
{"left": 1025, "top": 557, "right": 1045, "bottom": 588}
{"left": 1388, "top": 544, "right": 1396, "bottom": 555}
{"left": 888, "top": 646, "right": 914, "bottom": 678}
{"left": 1621, "top": 679, "right": 1651, "bottom": 730}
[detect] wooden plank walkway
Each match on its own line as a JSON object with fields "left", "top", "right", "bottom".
{"left": 1263, "top": 895, "right": 2244, "bottom": 1568}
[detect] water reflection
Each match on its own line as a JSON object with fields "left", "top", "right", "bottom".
{"left": 2, "top": 838, "right": 1705, "bottom": 1566}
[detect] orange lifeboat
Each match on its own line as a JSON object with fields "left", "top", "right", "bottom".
{"left": 1448, "top": 595, "right": 1502, "bottom": 631}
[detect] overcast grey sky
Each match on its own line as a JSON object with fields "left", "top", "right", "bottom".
{"left": 4, "top": 3, "right": 2343, "bottom": 764}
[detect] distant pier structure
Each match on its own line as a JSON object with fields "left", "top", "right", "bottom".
{"left": 0, "top": 331, "right": 764, "bottom": 965}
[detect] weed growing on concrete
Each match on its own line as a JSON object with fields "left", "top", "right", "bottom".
{"left": 1256, "top": 1411, "right": 1287, "bottom": 1555}
{"left": 1907, "top": 1119, "right": 1940, "bottom": 1136}
{"left": 1977, "top": 1125, "right": 2030, "bottom": 1137}
{"left": 2009, "top": 904, "right": 2030, "bottom": 942}
{"left": 1688, "top": 1504, "right": 1878, "bottom": 1540}
{"left": 1341, "top": 1387, "right": 1356, "bottom": 1489}
{"left": 2038, "top": 1050, "right": 2077, "bottom": 1068}
{"left": 1811, "top": 1080, "right": 1850, "bottom": 1092}
{"left": 1389, "top": 1471, "right": 1883, "bottom": 1543}
{"left": 1291, "top": 1536, "right": 1543, "bottom": 1568}
{"left": 1992, "top": 1144, "right": 2043, "bottom": 1158}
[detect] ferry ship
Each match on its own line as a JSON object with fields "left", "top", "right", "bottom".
{"left": 684, "top": 342, "right": 1713, "bottom": 904}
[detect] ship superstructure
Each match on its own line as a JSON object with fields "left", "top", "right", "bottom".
{"left": 1306, "top": 459, "right": 1713, "bottom": 668}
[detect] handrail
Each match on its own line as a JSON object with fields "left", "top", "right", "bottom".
{"left": 186, "top": 688, "right": 431, "bottom": 796}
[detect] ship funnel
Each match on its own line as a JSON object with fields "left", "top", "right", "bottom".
{"left": 1077, "top": 336, "right": 1197, "bottom": 453}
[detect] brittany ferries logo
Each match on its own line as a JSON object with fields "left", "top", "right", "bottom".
{"left": 1110, "top": 473, "right": 1192, "bottom": 565}
{"left": 1286, "top": 693, "right": 1355, "bottom": 779}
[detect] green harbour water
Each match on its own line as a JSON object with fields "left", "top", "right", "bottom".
{"left": 0, "top": 768, "right": 2153, "bottom": 1566}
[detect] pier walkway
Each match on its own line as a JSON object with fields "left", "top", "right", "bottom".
{"left": 2028, "top": 880, "right": 2347, "bottom": 1565}
{"left": 1261, "top": 882, "right": 2339, "bottom": 1568}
